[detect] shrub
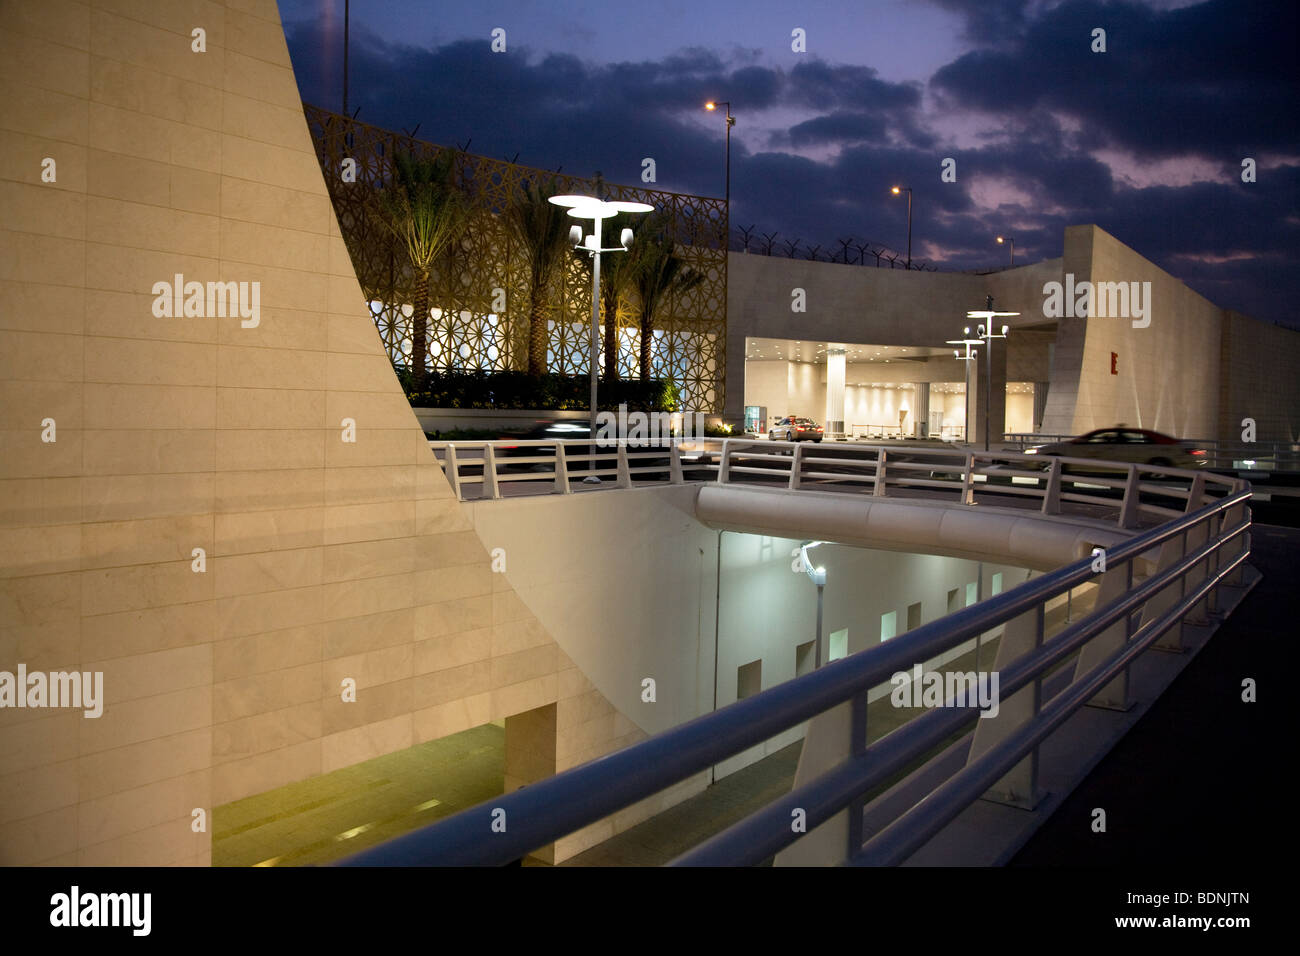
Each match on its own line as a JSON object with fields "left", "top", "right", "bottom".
{"left": 397, "top": 367, "right": 678, "bottom": 411}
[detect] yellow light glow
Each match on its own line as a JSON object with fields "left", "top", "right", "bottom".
{"left": 891, "top": 186, "right": 900, "bottom": 194}
{"left": 997, "top": 236, "right": 1005, "bottom": 243}
{"left": 705, "top": 101, "right": 717, "bottom": 110}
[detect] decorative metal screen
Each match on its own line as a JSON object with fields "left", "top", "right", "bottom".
{"left": 303, "top": 105, "right": 728, "bottom": 412}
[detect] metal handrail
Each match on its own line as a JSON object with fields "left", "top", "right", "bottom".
{"left": 674, "top": 510, "right": 1249, "bottom": 866}
{"left": 432, "top": 437, "right": 1241, "bottom": 530}
{"left": 340, "top": 487, "right": 1251, "bottom": 867}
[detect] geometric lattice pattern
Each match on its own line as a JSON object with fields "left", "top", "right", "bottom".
{"left": 304, "top": 105, "right": 728, "bottom": 411}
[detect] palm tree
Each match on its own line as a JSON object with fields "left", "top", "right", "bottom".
{"left": 590, "top": 210, "right": 644, "bottom": 382}
{"left": 632, "top": 226, "right": 704, "bottom": 383}
{"left": 504, "top": 177, "right": 573, "bottom": 376}
{"left": 370, "top": 150, "right": 466, "bottom": 391}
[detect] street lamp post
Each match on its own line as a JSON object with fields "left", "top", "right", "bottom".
{"left": 891, "top": 185, "right": 913, "bottom": 269}
{"left": 946, "top": 329, "right": 981, "bottom": 443}
{"left": 997, "top": 235, "right": 1015, "bottom": 266}
{"left": 967, "top": 296, "right": 1019, "bottom": 451}
{"left": 704, "top": 101, "right": 735, "bottom": 211}
{"left": 548, "top": 193, "right": 654, "bottom": 480}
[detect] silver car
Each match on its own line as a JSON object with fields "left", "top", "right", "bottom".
{"left": 769, "top": 416, "right": 824, "bottom": 442}
{"left": 1027, "top": 427, "right": 1206, "bottom": 471}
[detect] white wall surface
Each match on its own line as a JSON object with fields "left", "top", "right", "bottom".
{"left": 464, "top": 484, "right": 719, "bottom": 736}
{"left": 461, "top": 484, "right": 1032, "bottom": 782}
{"left": 713, "top": 534, "right": 1028, "bottom": 778}
{"left": 1006, "top": 392, "right": 1035, "bottom": 433}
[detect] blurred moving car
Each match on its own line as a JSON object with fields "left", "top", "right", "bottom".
{"left": 493, "top": 420, "right": 713, "bottom": 478}
{"left": 1026, "top": 426, "right": 1207, "bottom": 470}
{"left": 769, "top": 416, "right": 824, "bottom": 442}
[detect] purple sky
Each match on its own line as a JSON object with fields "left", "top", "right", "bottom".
{"left": 278, "top": 0, "right": 1300, "bottom": 329}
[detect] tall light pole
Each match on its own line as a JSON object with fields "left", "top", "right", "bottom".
{"left": 997, "top": 235, "right": 1015, "bottom": 266}
{"left": 891, "top": 185, "right": 912, "bottom": 269}
{"left": 967, "top": 296, "right": 1019, "bottom": 451}
{"left": 342, "top": 0, "right": 349, "bottom": 117}
{"left": 549, "top": 193, "right": 653, "bottom": 480}
{"left": 946, "top": 329, "right": 981, "bottom": 443}
{"left": 704, "top": 102, "right": 734, "bottom": 211}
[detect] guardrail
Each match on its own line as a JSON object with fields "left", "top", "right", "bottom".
{"left": 433, "top": 437, "right": 1244, "bottom": 530}
{"left": 340, "top": 482, "right": 1252, "bottom": 866}
{"left": 1004, "top": 433, "right": 1300, "bottom": 472}
{"left": 429, "top": 438, "right": 722, "bottom": 499}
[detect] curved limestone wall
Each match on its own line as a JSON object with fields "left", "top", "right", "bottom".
{"left": 0, "top": 0, "right": 640, "bottom": 865}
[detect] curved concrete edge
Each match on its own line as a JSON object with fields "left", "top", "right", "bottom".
{"left": 694, "top": 484, "right": 1135, "bottom": 572}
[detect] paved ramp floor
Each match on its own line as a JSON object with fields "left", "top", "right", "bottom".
{"left": 1010, "top": 523, "right": 1291, "bottom": 866}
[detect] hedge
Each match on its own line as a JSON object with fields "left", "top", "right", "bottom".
{"left": 397, "top": 368, "right": 680, "bottom": 411}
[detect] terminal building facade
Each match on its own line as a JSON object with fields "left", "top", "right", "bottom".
{"left": 725, "top": 227, "right": 1300, "bottom": 448}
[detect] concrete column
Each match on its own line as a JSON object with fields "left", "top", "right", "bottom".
{"left": 505, "top": 703, "right": 558, "bottom": 863}
{"left": 973, "top": 341, "right": 1008, "bottom": 448}
{"left": 914, "top": 382, "right": 930, "bottom": 438}
{"left": 824, "top": 347, "right": 846, "bottom": 438}
{"left": 968, "top": 606, "right": 1043, "bottom": 808}
{"left": 774, "top": 701, "right": 854, "bottom": 866}
{"left": 1032, "top": 381, "right": 1050, "bottom": 433}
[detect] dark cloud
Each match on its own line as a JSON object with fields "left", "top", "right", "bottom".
{"left": 784, "top": 111, "right": 888, "bottom": 148}
{"left": 931, "top": 0, "right": 1300, "bottom": 159}
{"left": 282, "top": 2, "right": 1300, "bottom": 328}
{"left": 925, "top": 0, "right": 1039, "bottom": 45}
{"left": 785, "top": 60, "right": 922, "bottom": 113}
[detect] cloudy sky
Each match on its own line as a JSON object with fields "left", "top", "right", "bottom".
{"left": 278, "top": 0, "right": 1299, "bottom": 328}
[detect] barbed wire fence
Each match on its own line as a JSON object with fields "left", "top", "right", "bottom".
{"left": 731, "top": 224, "right": 939, "bottom": 271}
{"left": 730, "top": 225, "right": 1021, "bottom": 275}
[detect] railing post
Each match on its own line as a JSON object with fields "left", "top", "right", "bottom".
{"left": 960, "top": 453, "right": 975, "bottom": 505}
{"left": 481, "top": 442, "right": 500, "bottom": 500}
{"left": 772, "top": 700, "right": 855, "bottom": 866}
{"left": 443, "top": 443, "right": 462, "bottom": 501}
{"left": 1182, "top": 476, "right": 1211, "bottom": 624}
{"left": 1222, "top": 483, "right": 1250, "bottom": 587}
{"left": 1184, "top": 520, "right": 1209, "bottom": 626}
{"left": 789, "top": 442, "right": 804, "bottom": 491}
{"left": 846, "top": 691, "right": 868, "bottom": 857}
{"left": 873, "top": 448, "right": 888, "bottom": 498}
{"left": 669, "top": 442, "right": 684, "bottom": 484}
{"left": 1072, "top": 559, "right": 1131, "bottom": 710}
{"left": 1040, "top": 457, "right": 1061, "bottom": 515}
{"left": 1118, "top": 464, "right": 1140, "bottom": 529}
{"left": 1205, "top": 512, "right": 1222, "bottom": 616}
{"left": 968, "top": 603, "right": 1044, "bottom": 809}
{"left": 1144, "top": 531, "right": 1188, "bottom": 652}
{"left": 718, "top": 439, "right": 732, "bottom": 484}
{"left": 553, "top": 441, "right": 572, "bottom": 495}
{"left": 616, "top": 443, "right": 633, "bottom": 489}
